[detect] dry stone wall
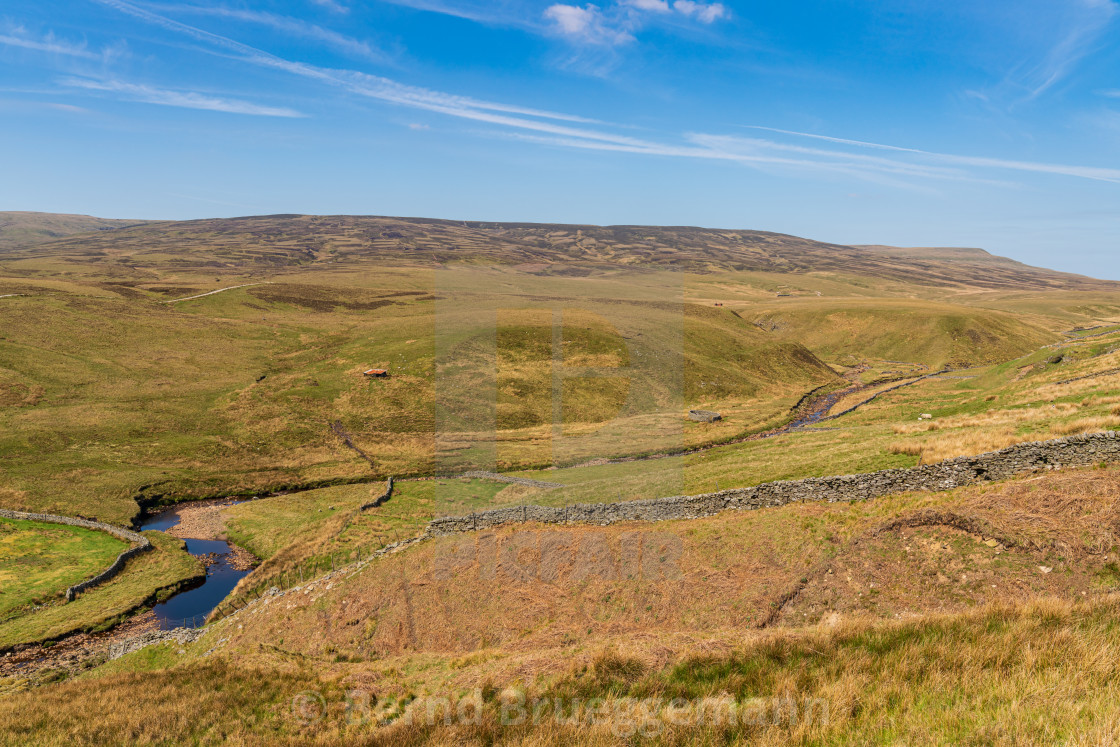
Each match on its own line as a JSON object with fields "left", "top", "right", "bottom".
{"left": 109, "top": 627, "right": 203, "bottom": 660}
{"left": 359, "top": 477, "right": 395, "bottom": 510}
{"left": 0, "top": 508, "right": 152, "bottom": 601}
{"left": 426, "top": 432, "right": 1120, "bottom": 536}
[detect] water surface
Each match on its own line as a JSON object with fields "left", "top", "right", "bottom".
{"left": 140, "top": 504, "right": 251, "bottom": 629}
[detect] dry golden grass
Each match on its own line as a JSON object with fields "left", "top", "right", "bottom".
{"left": 6, "top": 595, "right": 1120, "bottom": 745}
{"left": 884, "top": 394, "right": 1120, "bottom": 463}
{"left": 1080, "top": 395, "right": 1120, "bottom": 407}
{"left": 887, "top": 442, "right": 922, "bottom": 456}
{"left": 1051, "top": 416, "right": 1120, "bottom": 436}
{"left": 896, "top": 418, "right": 1120, "bottom": 464}
{"left": 203, "top": 467, "right": 1120, "bottom": 678}
{"left": 1031, "top": 369, "right": 1120, "bottom": 402}
{"left": 937, "top": 403, "right": 1078, "bottom": 430}
{"left": 887, "top": 428, "right": 1031, "bottom": 463}
{"left": 372, "top": 596, "right": 1120, "bottom": 745}
{"left": 0, "top": 488, "right": 28, "bottom": 510}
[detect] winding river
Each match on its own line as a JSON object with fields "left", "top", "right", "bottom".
{"left": 139, "top": 504, "right": 252, "bottom": 629}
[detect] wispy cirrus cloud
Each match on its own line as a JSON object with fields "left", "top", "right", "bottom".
{"left": 148, "top": 4, "right": 391, "bottom": 63}
{"left": 311, "top": 0, "right": 349, "bottom": 13}
{"left": 60, "top": 76, "right": 306, "bottom": 117}
{"left": 490, "top": 130, "right": 958, "bottom": 192}
{"left": 973, "top": 0, "right": 1118, "bottom": 105}
{"left": 372, "top": 0, "right": 725, "bottom": 47}
{"left": 626, "top": 0, "right": 670, "bottom": 11}
{"left": 744, "top": 126, "right": 1120, "bottom": 183}
{"left": 371, "top": 0, "right": 549, "bottom": 31}
{"left": 0, "top": 98, "right": 94, "bottom": 115}
{"left": 90, "top": 0, "right": 1120, "bottom": 188}
{"left": 1022, "top": 0, "right": 1116, "bottom": 99}
{"left": 0, "top": 30, "right": 102, "bottom": 60}
{"left": 94, "top": 0, "right": 607, "bottom": 124}
{"left": 670, "top": 0, "right": 726, "bottom": 23}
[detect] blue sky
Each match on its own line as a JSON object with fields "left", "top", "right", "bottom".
{"left": 2, "top": 1, "right": 1119, "bottom": 277}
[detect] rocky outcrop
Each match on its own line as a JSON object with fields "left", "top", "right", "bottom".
{"left": 108, "top": 627, "right": 203, "bottom": 660}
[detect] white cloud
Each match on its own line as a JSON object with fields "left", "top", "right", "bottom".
{"left": 0, "top": 99, "right": 94, "bottom": 116}
{"left": 979, "top": 0, "right": 1118, "bottom": 104}
{"left": 626, "top": 0, "right": 671, "bottom": 12}
{"left": 544, "top": 4, "right": 635, "bottom": 45}
{"left": 541, "top": 0, "right": 726, "bottom": 49}
{"left": 150, "top": 4, "right": 389, "bottom": 63}
{"left": 495, "top": 130, "right": 952, "bottom": 191}
{"left": 687, "top": 133, "right": 969, "bottom": 182}
{"left": 93, "top": 0, "right": 610, "bottom": 122}
{"left": 0, "top": 31, "right": 101, "bottom": 59}
{"left": 60, "top": 77, "right": 306, "bottom": 117}
{"left": 91, "top": 0, "right": 1118, "bottom": 188}
{"left": 672, "top": 0, "right": 726, "bottom": 23}
{"left": 310, "top": 0, "right": 349, "bottom": 13}
{"left": 367, "top": 0, "right": 515, "bottom": 25}
{"left": 744, "top": 126, "right": 1120, "bottom": 183}
{"left": 356, "top": 0, "right": 724, "bottom": 52}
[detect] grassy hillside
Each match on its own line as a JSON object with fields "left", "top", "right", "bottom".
{"left": 4, "top": 467, "right": 1116, "bottom": 743}
{"left": 212, "top": 467, "right": 1120, "bottom": 658}
{"left": 3, "top": 212, "right": 1120, "bottom": 527}
{"left": 0, "top": 211, "right": 151, "bottom": 252}
{"left": 3, "top": 213, "right": 1112, "bottom": 290}
{"left": 2, "top": 596, "right": 1120, "bottom": 744}
{"left": 0, "top": 272, "right": 837, "bottom": 523}
{"left": 749, "top": 298, "right": 1055, "bottom": 368}
{"left": 503, "top": 326, "right": 1120, "bottom": 505}
{"left": 6, "top": 212, "right": 1120, "bottom": 742}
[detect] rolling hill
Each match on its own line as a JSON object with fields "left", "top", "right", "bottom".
{"left": 6, "top": 211, "right": 1120, "bottom": 744}
{"left": 0, "top": 211, "right": 152, "bottom": 252}
{"left": 2, "top": 213, "right": 1113, "bottom": 291}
